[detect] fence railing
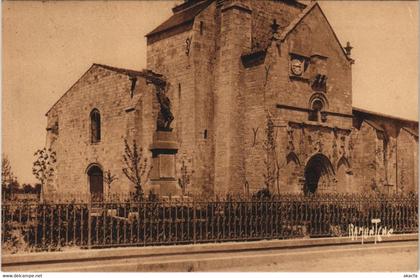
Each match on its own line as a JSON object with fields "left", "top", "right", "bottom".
{"left": 2, "top": 193, "right": 418, "bottom": 253}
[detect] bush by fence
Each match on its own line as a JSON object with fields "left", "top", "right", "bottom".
{"left": 1, "top": 193, "right": 418, "bottom": 253}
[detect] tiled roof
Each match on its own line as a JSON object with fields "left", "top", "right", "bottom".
{"left": 146, "top": 0, "right": 212, "bottom": 37}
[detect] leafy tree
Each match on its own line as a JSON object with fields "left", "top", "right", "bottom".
{"left": 7, "top": 181, "right": 20, "bottom": 195}
{"left": 34, "top": 183, "right": 42, "bottom": 195}
{"left": 2, "top": 155, "right": 18, "bottom": 199}
{"left": 22, "top": 184, "right": 34, "bottom": 194}
{"left": 2, "top": 155, "right": 15, "bottom": 186}
{"left": 32, "top": 148, "right": 56, "bottom": 201}
{"left": 122, "top": 139, "right": 150, "bottom": 201}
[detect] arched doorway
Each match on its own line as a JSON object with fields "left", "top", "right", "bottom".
{"left": 304, "top": 154, "right": 335, "bottom": 195}
{"left": 87, "top": 164, "right": 103, "bottom": 201}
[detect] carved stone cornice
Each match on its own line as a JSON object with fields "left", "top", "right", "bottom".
{"left": 288, "top": 121, "right": 352, "bottom": 133}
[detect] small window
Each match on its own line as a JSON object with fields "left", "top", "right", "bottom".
{"left": 90, "top": 109, "right": 101, "bottom": 143}
{"left": 200, "top": 21, "right": 204, "bottom": 35}
{"left": 53, "top": 121, "right": 59, "bottom": 135}
{"left": 204, "top": 129, "right": 208, "bottom": 139}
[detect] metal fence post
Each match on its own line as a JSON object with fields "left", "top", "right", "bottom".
{"left": 88, "top": 198, "right": 92, "bottom": 249}
{"left": 193, "top": 200, "right": 196, "bottom": 244}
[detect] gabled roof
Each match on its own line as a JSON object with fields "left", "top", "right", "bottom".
{"left": 279, "top": 2, "right": 352, "bottom": 62}
{"left": 278, "top": 1, "right": 317, "bottom": 41}
{"left": 93, "top": 64, "right": 165, "bottom": 82}
{"left": 46, "top": 64, "right": 165, "bottom": 116}
{"left": 243, "top": 2, "right": 352, "bottom": 63}
{"left": 146, "top": 0, "right": 212, "bottom": 38}
{"left": 93, "top": 63, "right": 145, "bottom": 77}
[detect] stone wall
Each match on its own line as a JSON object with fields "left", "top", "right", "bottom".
{"left": 191, "top": 3, "right": 217, "bottom": 194}
{"left": 147, "top": 26, "right": 199, "bottom": 194}
{"left": 45, "top": 65, "right": 157, "bottom": 196}
{"left": 397, "top": 128, "right": 418, "bottom": 193}
{"left": 46, "top": 1, "right": 418, "bottom": 197}
{"left": 250, "top": 0, "right": 302, "bottom": 51}
{"left": 240, "top": 3, "right": 354, "bottom": 194}
{"left": 147, "top": 2, "right": 220, "bottom": 196}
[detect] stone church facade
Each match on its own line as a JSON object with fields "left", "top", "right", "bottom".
{"left": 45, "top": 0, "right": 418, "bottom": 198}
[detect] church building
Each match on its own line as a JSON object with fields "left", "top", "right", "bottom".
{"left": 45, "top": 0, "right": 418, "bottom": 198}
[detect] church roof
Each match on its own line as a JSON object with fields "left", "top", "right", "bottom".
{"left": 363, "top": 119, "right": 385, "bottom": 132}
{"left": 93, "top": 64, "right": 164, "bottom": 81}
{"left": 93, "top": 64, "right": 147, "bottom": 77}
{"left": 147, "top": 0, "right": 307, "bottom": 42}
{"left": 242, "top": 2, "right": 315, "bottom": 57}
{"left": 278, "top": 1, "right": 317, "bottom": 41}
{"left": 93, "top": 64, "right": 167, "bottom": 86}
{"left": 46, "top": 64, "right": 165, "bottom": 116}
{"left": 146, "top": 0, "right": 212, "bottom": 38}
{"left": 402, "top": 127, "right": 419, "bottom": 138}
{"left": 353, "top": 107, "right": 418, "bottom": 125}
{"left": 243, "top": 2, "right": 353, "bottom": 63}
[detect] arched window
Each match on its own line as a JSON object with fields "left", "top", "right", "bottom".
{"left": 308, "top": 97, "right": 328, "bottom": 122}
{"left": 308, "top": 99, "right": 322, "bottom": 122}
{"left": 90, "top": 109, "right": 101, "bottom": 143}
{"left": 308, "top": 93, "right": 328, "bottom": 122}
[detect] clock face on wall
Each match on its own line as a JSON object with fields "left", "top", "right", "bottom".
{"left": 291, "top": 59, "right": 304, "bottom": 76}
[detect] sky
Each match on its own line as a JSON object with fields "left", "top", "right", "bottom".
{"left": 2, "top": 1, "right": 418, "bottom": 184}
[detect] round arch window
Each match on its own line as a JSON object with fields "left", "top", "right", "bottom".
{"left": 312, "top": 99, "right": 324, "bottom": 111}
{"left": 309, "top": 98, "right": 325, "bottom": 122}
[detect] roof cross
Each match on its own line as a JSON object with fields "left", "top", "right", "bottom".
{"left": 344, "top": 41, "right": 353, "bottom": 56}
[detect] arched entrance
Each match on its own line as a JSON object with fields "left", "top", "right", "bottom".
{"left": 87, "top": 164, "right": 103, "bottom": 201}
{"left": 304, "top": 154, "right": 335, "bottom": 195}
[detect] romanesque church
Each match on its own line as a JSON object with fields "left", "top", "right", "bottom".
{"left": 45, "top": 0, "right": 418, "bottom": 198}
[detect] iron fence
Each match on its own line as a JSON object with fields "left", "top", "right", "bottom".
{"left": 1, "top": 193, "right": 418, "bottom": 252}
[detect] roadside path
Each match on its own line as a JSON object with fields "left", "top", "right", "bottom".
{"left": 215, "top": 241, "right": 418, "bottom": 272}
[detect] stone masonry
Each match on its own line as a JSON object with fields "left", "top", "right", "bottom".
{"left": 46, "top": 0, "right": 418, "bottom": 197}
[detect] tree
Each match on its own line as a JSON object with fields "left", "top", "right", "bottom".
{"left": 178, "top": 160, "right": 191, "bottom": 195}
{"left": 273, "top": 128, "right": 282, "bottom": 195}
{"left": 103, "top": 170, "right": 117, "bottom": 200}
{"left": 2, "top": 155, "right": 14, "bottom": 187}
{"left": 262, "top": 113, "right": 276, "bottom": 192}
{"left": 122, "top": 139, "right": 150, "bottom": 201}
{"left": 2, "top": 155, "right": 18, "bottom": 199}
{"left": 32, "top": 148, "right": 56, "bottom": 201}
{"left": 22, "top": 184, "right": 34, "bottom": 194}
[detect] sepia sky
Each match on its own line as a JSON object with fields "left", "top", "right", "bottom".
{"left": 2, "top": 1, "right": 418, "bottom": 184}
